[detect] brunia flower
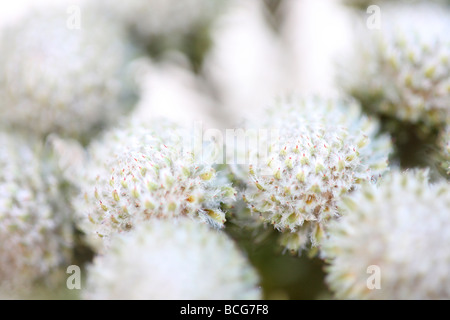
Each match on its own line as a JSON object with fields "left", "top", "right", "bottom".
{"left": 83, "top": 218, "right": 261, "bottom": 299}
{"left": 322, "top": 170, "right": 450, "bottom": 299}
{"left": 240, "top": 97, "right": 392, "bottom": 253}
{"left": 0, "top": 133, "right": 73, "bottom": 292}
{"left": 0, "top": 6, "right": 138, "bottom": 141}
{"left": 74, "top": 118, "right": 236, "bottom": 250}
{"left": 343, "top": 2, "right": 450, "bottom": 129}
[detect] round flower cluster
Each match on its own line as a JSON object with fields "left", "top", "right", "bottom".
{"left": 75, "top": 119, "right": 236, "bottom": 249}
{"left": 241, "top": 97, "right": 392, "bottom": 253}
{"left": 322, "top": 170, "right": 450, "bottom": 299}
{"left": 0, "top": 133, "right": 73, "bottom": 292}
{"left": 344, "top": 3, "right": 450, "bottom": 129}
{"left": 83, "top": 218, "right": 261, "bottom": 299}
{"left": 0, "top": 7, "right": 138, "bottom": 141}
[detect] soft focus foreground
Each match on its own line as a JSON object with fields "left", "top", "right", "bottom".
{"left": 0, "top": 0, "right": 449, "bottom": 300}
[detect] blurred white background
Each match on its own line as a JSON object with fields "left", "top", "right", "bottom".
{"left": 0, "top": 0, "right": 355, "bottom": 129}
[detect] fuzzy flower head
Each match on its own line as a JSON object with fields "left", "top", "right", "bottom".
{"left": 83, "top": 218, "right": 261, "bottom": 299}
{"left": 0, "top": 6, "right": 138, "bottom": 141}
{"left": 75, "top": 119, "right": 236, "bottom": 249}
{"left": 344, "top": 3, "right": 450, "bottom": 129}
{"left": 323, "top": 170, "right": 450, "bottom": 299}
{"left": 0, "top": 133, "right": 73, "bottom": 292}
{"left": 241, "top": 97, "right": 392, "bottom": 253}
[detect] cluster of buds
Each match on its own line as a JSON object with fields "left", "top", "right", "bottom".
{"left": 343, "top": 2, "right": 450, "bottom": 130}
{"left": 0, "top": 6, "right": 138, "bottom": 141}
{"left": 75, "top": 119, "right": 236, "bottom": 250}
{"left": 240, "top": 97, "right": 392, "bottom": 253}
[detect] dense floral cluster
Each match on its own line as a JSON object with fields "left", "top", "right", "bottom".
{"left": 239, "top": 97, "right": 392, "bottom": 253}
{"left": 75, "top": 119, "right": 236, "bottom": 249}
{"left": 0, "top": 133, "right": 73, "bottom": 292}
{"left": 343, "top": 3, "right": 450, "bottom": 129}
{"left": 0, "top": 0, "right": 448, "bottom": 301}
{"left": 323, "top": 170, "right": 450, "bottom": 299}
{"left": 0, "top": 7, "right": 137, "bottom": 141}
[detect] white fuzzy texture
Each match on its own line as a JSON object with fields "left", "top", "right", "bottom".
{"left": 75, "top": 119, "right": 236, "bottom": 250}
{"left": 0, "top": 6, "right": 136, "bottom": 140}
{"left": 323, "top": 170, "right": 450, "bottom": 299}
{"left": 0, "top": 133, "right": 72, "bottom": 291}
{"left": 344, "top": 3, "right": 450, "bottom": 127}
{"left": 83, "top": 218, "right": 261, "bottom": 299}
{"left": 241, "top": 97, "right": 392, "bottom": 253}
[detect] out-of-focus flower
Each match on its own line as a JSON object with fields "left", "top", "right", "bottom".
{"left": 342, "top": 2, "right": 450, "bottom": 129}
{"left": 74, "top": 118, "right": 236, "bottom": 250}
{"left": 0, "top": 6, "right": 138, "bottom": 142}
{"left": 322, "top": 170, "right": 450, "bottom": 299}
{"left": 83, "top": 218, "right": 261, "bottom": 299}
{"left": 0, "top": 133, "right": 73, "bottom": 293}
{"left": 240, "top": 97, "right": 392, "bottom": 253}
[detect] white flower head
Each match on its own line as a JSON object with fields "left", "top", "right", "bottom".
{"left": 0, "top": 133, "right": 73, "bottom": 292}
{"left": 75, "top": 118, "right": 236, "bottom": 250}
{"left": 343, "top": 2, "right": 450, "bottom": 128}
{"left": 83, "top": 218, "right": 261, "bottom": 299}
{"left": 323, "top": 169, "right": 450, "bottom": 299}
{"left": 0, "top": 6, "right": 138, "bottom": 141}
{"left": 241, "top": 96, "right": 392, "bottom": 253}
